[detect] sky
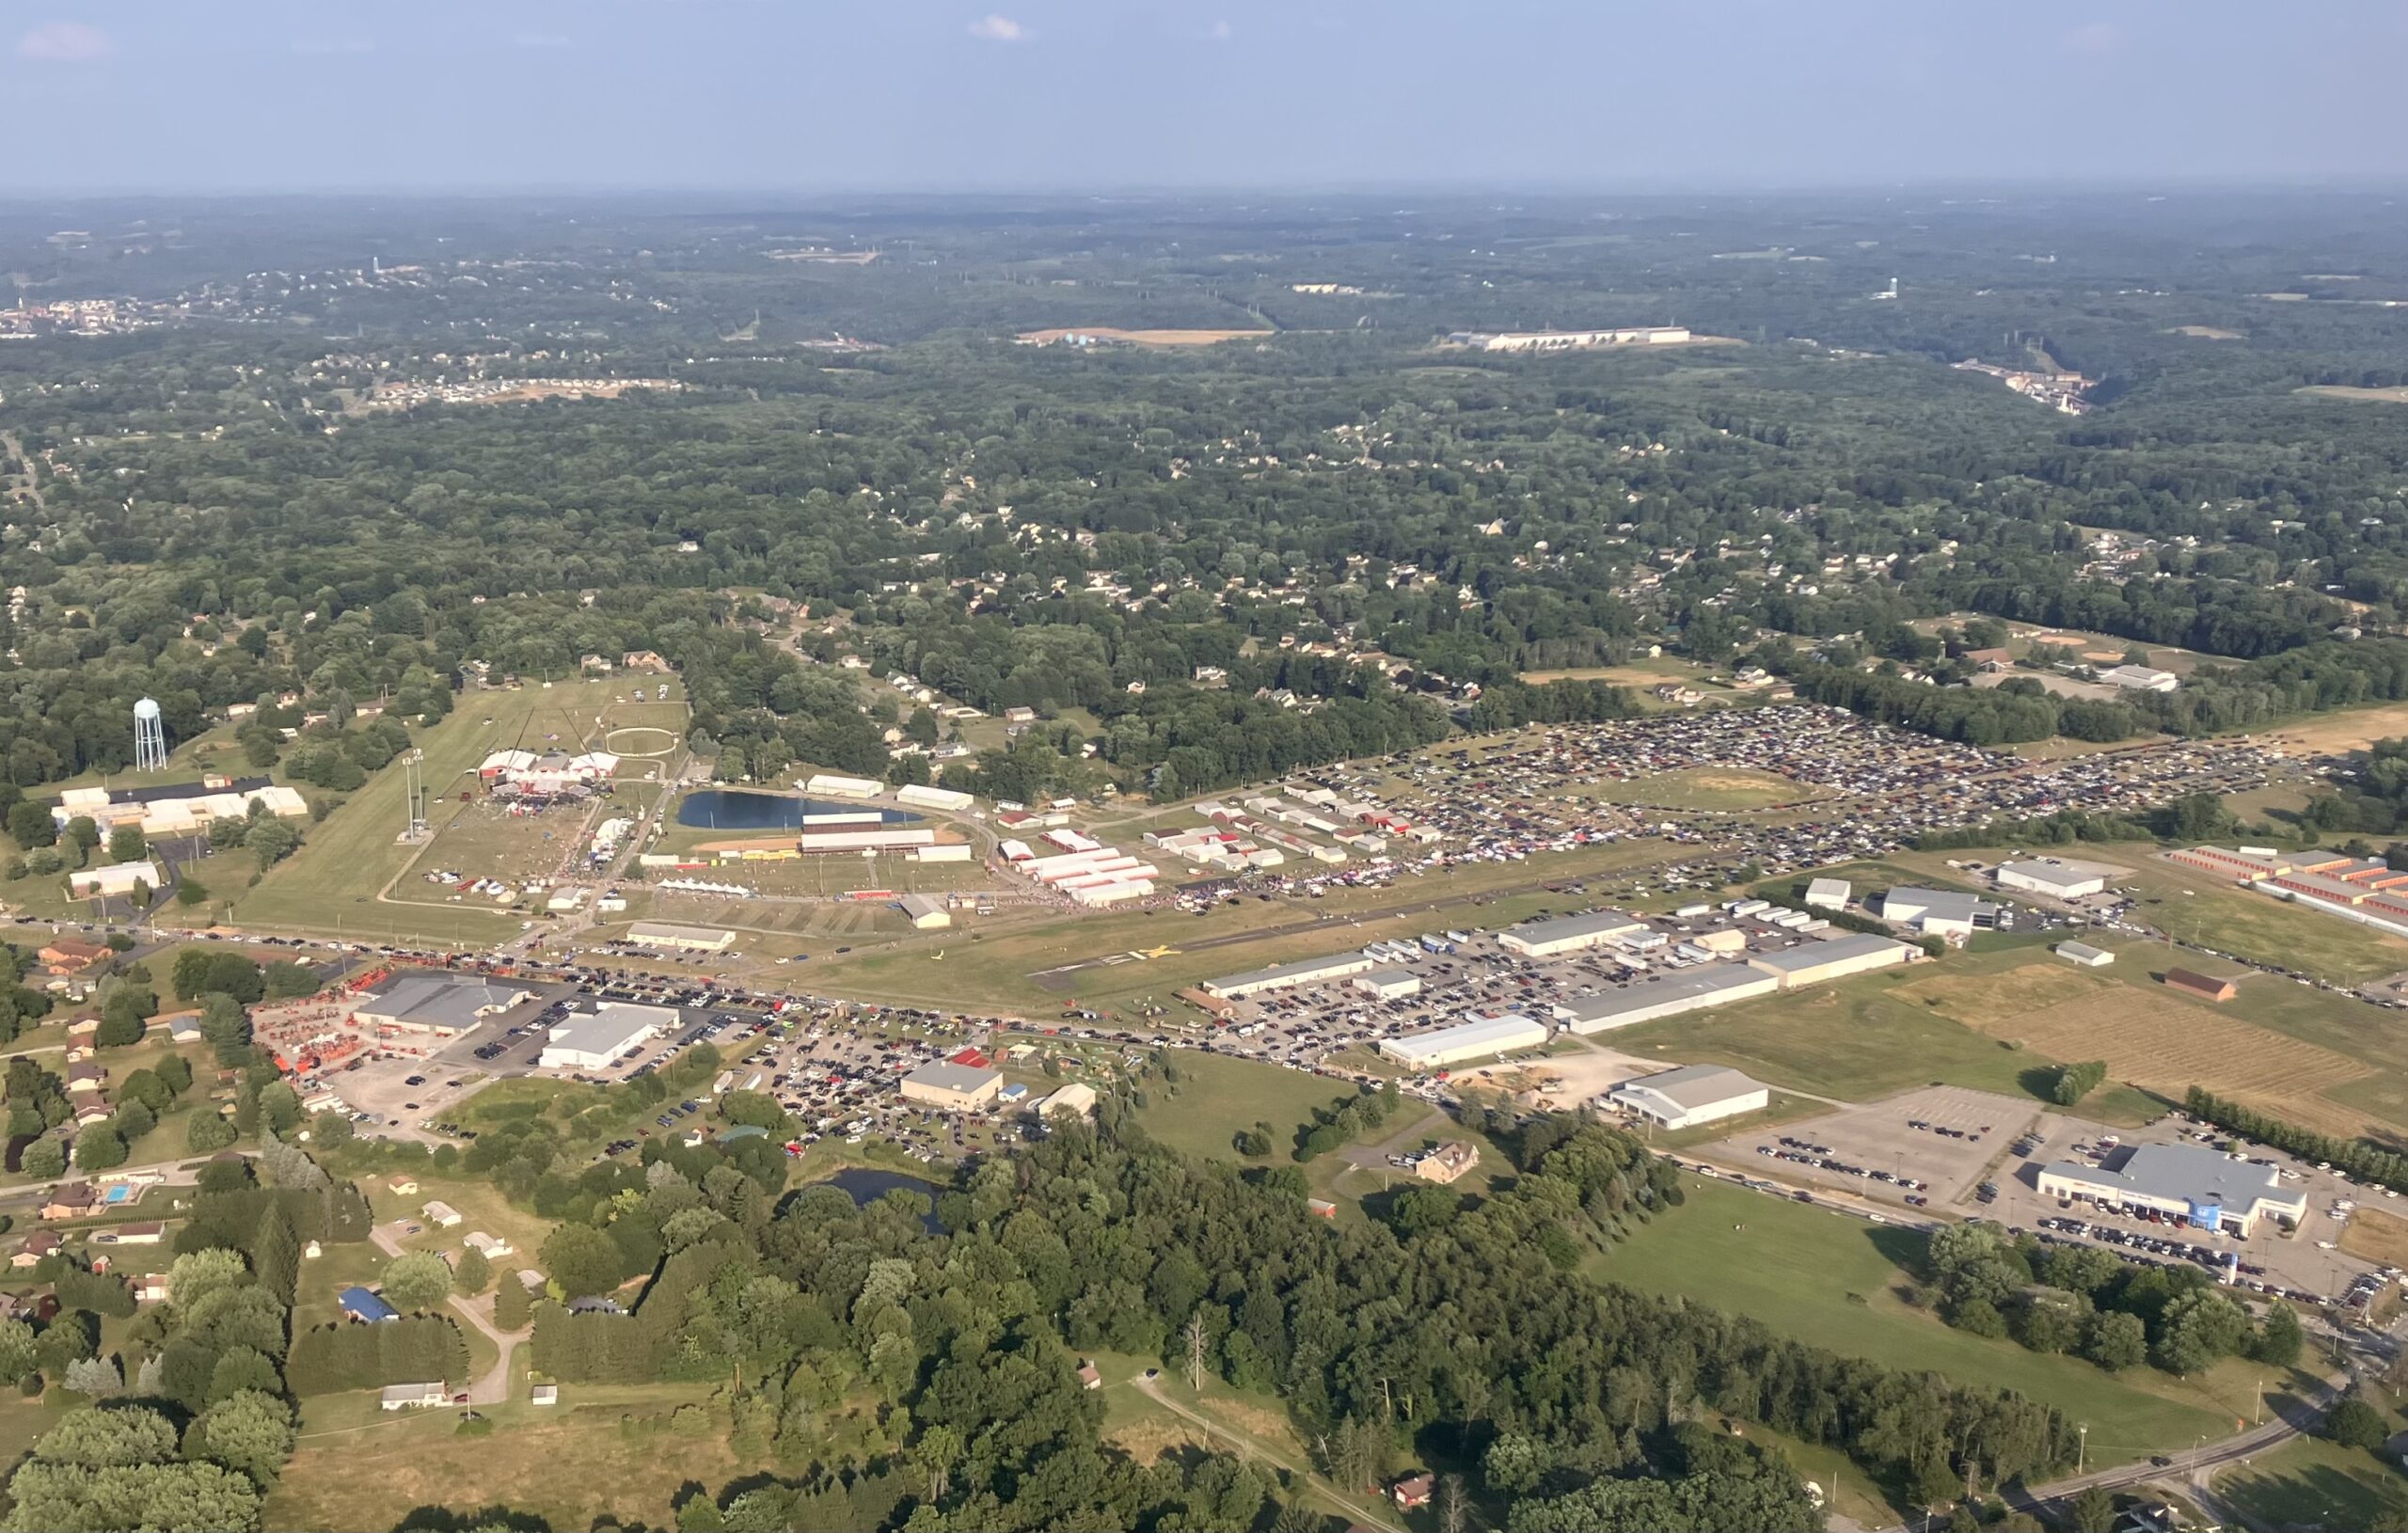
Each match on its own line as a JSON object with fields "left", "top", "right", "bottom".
{"left": 1, "top": 0, "right": 2400, "bottom": 195}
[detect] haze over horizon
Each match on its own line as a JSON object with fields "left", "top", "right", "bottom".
{"left": 3, "top": 0, "right": 2401, "bottom": 197}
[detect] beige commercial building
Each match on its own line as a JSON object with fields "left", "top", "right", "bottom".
{"left": 1746, "top": 933, "right": 1914, "bottom": 988}
{"left": 899, "top": 1060, "right": 1004, "bottom": 1112}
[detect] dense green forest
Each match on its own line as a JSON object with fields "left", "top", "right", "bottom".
{"left": 6, "top": 193, "right": 2408, "bottom": 799}
{"left": 309, "top": 1077, "right": 2073, "bottom": 1531}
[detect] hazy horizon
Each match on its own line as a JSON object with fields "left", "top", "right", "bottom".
{"left": 5, "top": 0, "right": 2402, "bottom": 196}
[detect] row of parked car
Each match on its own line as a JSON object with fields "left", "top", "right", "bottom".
{"left": 1755, "top": 1142, "right": 1932, "bottom": 1193}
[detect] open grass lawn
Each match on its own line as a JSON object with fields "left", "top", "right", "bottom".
{"left": 367, "top": 1172, "right": 557, "bottom": 1281}
{"left": 1596, "top": 1178, "right": 2263, "bottom": 1464}
{"left": 2339, "top": 1207, "right": 2408, "bottom": 1269}
{"left": 1739, "top": 1422, "right": 1901, "bottom": 1528}
{"left": 2112, "top": 855, "right": 2408, "bottom": 987}
{"left": 233, "top": 680, "right": 632, "bottom": 946}
{"left": 1612, "top": 963, "right": 2059, "bottom": 1105}
{"left": 0, "top": 1392, "right": 75, "bottom": 1467}
{"left": 268, "top": 1382, "right": 767, "bottom": 1532}
{"left": 1132, "top": 1051, "right": 1365, "bottom": 1162}
{"left": 2216, "top": 1430, "right": 2408, "bottom": 1531}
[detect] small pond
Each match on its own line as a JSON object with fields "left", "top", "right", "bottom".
{"left": 814, "top": 1167, "right": 943, "bottom": 1232}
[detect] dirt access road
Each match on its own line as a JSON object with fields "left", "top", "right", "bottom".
{"left": 369, "top": 1221, "right": 524, "bottom": 1406}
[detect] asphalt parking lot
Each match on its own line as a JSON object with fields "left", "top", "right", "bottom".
{"left": 1700, "top": 1085, "right": 2043, "bottom": 1212}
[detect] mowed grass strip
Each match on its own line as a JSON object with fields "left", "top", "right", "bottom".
{"left": 1596, "top": 1178, "right": 2239, "bottom": 1463}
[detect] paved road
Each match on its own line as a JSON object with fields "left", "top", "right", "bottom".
{"left": 1867, "top": 1367, "right": 2347, "bottom": 1533}
{"left": 368, "top": 1221, "right": 523, "bottom": 1406}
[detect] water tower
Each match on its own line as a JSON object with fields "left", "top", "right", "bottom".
{"left": 133, "top": 697, "right": 167, "bottom": 773}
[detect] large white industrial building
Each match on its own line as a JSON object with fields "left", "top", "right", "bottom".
{"left": 1496, "top": 909, "right": 1648, "bottom": 957}
{"left": 1746, "top": 933, "right": 1915, "bottom": 988}
{"left": 1608, "top": 1064, "right": 1770, "bottom": 1130}
{"left": 1378, "top": 1013, "right": 1550, "bottom": 1070}
{"left": 1450, "top": 326, "right": 1691, "bottom": 352}
{"left": 1550, "top": 965, "right": 1779, "bottom": 1035}
{"left": 1877, "top": 887, "right": 2000, "bottom": 938}
{"left": 1996, "top": 859, "right": 2113, "bottom": 900}
{"left": 540, "top": 1003, "right": 676, "bottom": 1070}
{"left": 894, "top": 783, "right": 974, "bottom": 814}
{"left": 802, "top": 773, "right": 883, "bottom": 800}
{"left": 626, "top": 922, "right": 737, "bottom": 953}
{"left": 67, "top": 860, "right": 164, "bottom": 899}
{"left": 1204, "top": 953, "right": 1374, "bottom": 1000}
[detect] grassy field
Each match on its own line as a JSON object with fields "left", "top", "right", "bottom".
{"left": 231, "top": 680, "right": 643, "bottom": 945}
{"left": 2339, "top": 1208, "right": 2408, "bottom": 1269}
{"left": 269, "top": 1380, "right": 770, "bottom": 1531}
{"left": 365, "top": 1170, "right": 556, "bottom": 1281}
{"left": 2215, "top": 1429, "right": 2408, "bottom": 1530}
{"left": 2109, "top": 854, "right": 2408, "bottom": 986}
{"left": 1598, "top": 1178, "right": 2264, "bottom": 1465}
{"left": 1611, "top": 959, "right": 2061, "bottom": 1105}
{"left": 1576, "top": 766, "right": 1813, "bottom": 811}
{"left": 1131, "top": 1051, "right": 1365, "bottom": 1162}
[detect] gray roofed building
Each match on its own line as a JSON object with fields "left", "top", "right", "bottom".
{"left": 1608, "top": 1064, "right": 1770, "bottom": 1130}
{"left": 2035, "top": 1143, "right": 2305, "bottom": 1237}
{"left": 1496, "top": 909, "right": 1648, "bottom": 956}
{"left": 1202, "top": 952, "right": 1374, "bottom": 999}
{"left": 355, "top": 974, "right": 534, "bottom": 1035}
{"left": 1552, "top": 964, "right": 1779, "bottom": 1034}
{"left": 1878, "top": 886, "right": 1999, "bottom": 934}
{"left": 1747, "top": 931, "right": 1914, "bottom": 979}
{"left": 2053, "top": 940, "right": 2115, "bottom": 967}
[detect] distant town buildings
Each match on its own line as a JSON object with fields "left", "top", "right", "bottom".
{"left": 1446, "top": 326, "right": 1691, "bottom": 352}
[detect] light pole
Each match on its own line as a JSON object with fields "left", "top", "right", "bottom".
{"left": 2076, "top": 1422, "right": 2087, "bottom": 1477}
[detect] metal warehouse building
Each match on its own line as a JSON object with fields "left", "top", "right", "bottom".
{"left": 1747, "top": 932, "right": 1915, "bottom": 988}
{"left": 539, "top": 1003, "right": 676, "bottom": 1070}
{"left": 356, "top": 974, "right": 534, "bottom": 1035}
{"left": 1203, "top": 953, "right": 1374, "bottom": 1000}
{"left": 1608, "top": 1064, "right": 1770, "bottom": 1130}
{"left": 1877, "top": 887, "right": 1999, "bottom": 938}
{"left": 899, "top": 1060, "right": 1005, "bottom": 1112}
{"left": 1378, "top": 1013, "right": 1551, "bottom": 1070}
{"left": 626, "top": 921, "right": 738, "bottom": 954}
{"left": 2035, "top": 1144, "right": 2306, "bottom": 1237}
{"left": 1996, "top": 859, "right": 2113, "bottom": 899}
{"left": 1354, "top": 967, "right": 1422, "bottom": 1001}
{"left": 1495, "top": 909, "right": 1649, "bottom": 957}
{"left": 1550, "top": 965, "right": 1779, "bottom": 1035}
